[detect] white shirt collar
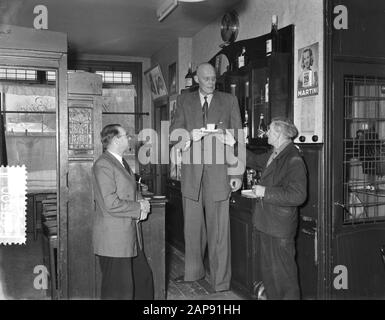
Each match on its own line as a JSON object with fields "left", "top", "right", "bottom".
{"left": 199, "top": 91, "right": 213, "bottom": 107}
{"left": 107, "top": 150, "right": 124, "bottom": 167}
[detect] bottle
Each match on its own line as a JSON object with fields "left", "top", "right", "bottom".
{"left": 185, "top": 63, "right": 193, "bottom": 88}
{"left": 258, "top": 113, "right": 267, "bottom": 138}
{"left": 266, "top": 15, "right": 279, "bottom": 57}
{"left": 265, "top": 77, "right": 269, "bottom": 103}
{"left": 237, "top": 47, "right": 248, "bottom": 69}
{"left": 243, "top": 108, "right": 249, "bottom": 144}
{"left": 192, "top": 68, "right": 198, "bottom": 87}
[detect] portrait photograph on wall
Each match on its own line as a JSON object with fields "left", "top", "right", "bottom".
{"left": 297, "top": 42, "right": 319, "bottom": 98}
{"left": 145, "top": 64, "right": 168, "bottom": 100}
{"left": 168, "top": 62, "right": 177, "bottom": 95}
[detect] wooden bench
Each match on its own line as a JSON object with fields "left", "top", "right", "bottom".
{"left": 41, "top": 199, "right": 58, "bottom": 299}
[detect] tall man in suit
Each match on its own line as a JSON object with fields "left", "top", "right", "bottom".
{"left": 92, "top": 124, "right": 154, "bottom": 300}
{"left": 170, "top": 62, "right": 244, "bottom": 292}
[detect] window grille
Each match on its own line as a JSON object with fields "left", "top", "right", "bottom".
{"left": 46, "top": 71, "right": 56, "bottom": 82}
{"left": 344, "top": 76, "right": 385, "bottom": 224}
{"left": 0, "top": 68, "right": 37, "bottom": 81}
{"left": 95, "top": 71, "right": 132, "bottom": 84}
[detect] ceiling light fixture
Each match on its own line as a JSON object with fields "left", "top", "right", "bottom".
{"left": 157, "top": 0, "right": 206, "bottom": 22}
{"left": 157, "top": 0, "right": 178, "bottom": 22}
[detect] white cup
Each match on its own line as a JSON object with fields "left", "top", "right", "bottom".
{"left": 206, "top": 123, "right": 216, "bottom": 131}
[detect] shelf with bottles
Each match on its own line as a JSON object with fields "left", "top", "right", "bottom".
{"left": 208, "top": 21, "right": 294, "bottom": 149}
{"left": 182, "top": 62, "right": 199, "bottom": 93}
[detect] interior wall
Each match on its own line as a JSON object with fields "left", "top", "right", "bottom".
{"left": 150, "top": 0, "right": 324, "bottom": 141}
{"left": 151, "top": 40, "right": 179, "bottom": 99}
{"left": 178, "top": 37, "right": 192, "bottom": 95}
{"left": 150, "top": 37, "right": 192, "bottom": 105}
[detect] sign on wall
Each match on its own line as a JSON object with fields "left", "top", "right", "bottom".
{"left": 297, "top": 42, "right": 319, "bottom": 98}
{"left": 294, "top": 41, "right": 323, "bottom": 144}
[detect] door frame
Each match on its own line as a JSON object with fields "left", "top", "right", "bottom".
{"left": 328, "top": 59, "right": 385, "bottom": 299}
{"left": 152, "top": 96, "right": 169, "bottom": 195}
{"left": 0, "top": 49, "right": 68, "bottom": 297}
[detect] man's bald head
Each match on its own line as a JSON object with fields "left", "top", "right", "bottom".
{"left": 195, "top": 62, "right": 216, "bottom": 95}
{"left": 196, "top": 63, "right": 215, "bottom": 77}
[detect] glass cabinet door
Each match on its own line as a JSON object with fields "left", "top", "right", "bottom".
{"left": 344, "top": 76, "right": 385, "bottom": 222}
{"left": 250, "top": 67, "right": 269, "bottom": 142}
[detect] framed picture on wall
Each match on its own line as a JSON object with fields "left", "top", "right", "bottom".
{"left": 168, "top": 62, "right": 177, "bottom": 95}
{"left": 144, "top": 64, "right": 168, "bottom": 100}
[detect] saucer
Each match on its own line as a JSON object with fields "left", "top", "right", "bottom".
{"left": 152, "top": 195, "right": 166, "bottom": 199}
{"left": 202, "top": 129, "right": 219, "bottom": 133}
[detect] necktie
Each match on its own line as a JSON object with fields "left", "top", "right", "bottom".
{"left": 122, "top": 158, "right": 133, "bottom": 175}
{"left": 202, "top": 96, "right": 208, "bottom": 127}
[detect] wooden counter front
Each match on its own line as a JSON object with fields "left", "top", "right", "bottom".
{"left": 142, "top": 197, "right": 167, "bottom": 300}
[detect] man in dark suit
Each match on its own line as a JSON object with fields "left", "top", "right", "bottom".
{"left": 170, "top": 62, "right": 244, "bottom": 292}
{"left": 92, "top": 124, "right": 153, "bottom": 300}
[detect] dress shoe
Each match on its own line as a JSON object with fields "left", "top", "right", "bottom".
{"left": 215, "top": 288, "right": 230, "bottom": 293}
{"left": 174, "top": 275, "right": 204, "bottom": 284}
{"left": 174, "top": 275, "right": 194, "bottom": 284}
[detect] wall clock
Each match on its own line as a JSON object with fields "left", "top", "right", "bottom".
{"left": 220, "top": 10, "right": 239, "bottom": 44}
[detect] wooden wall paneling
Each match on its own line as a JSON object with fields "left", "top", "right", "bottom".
{"left": 56, "top": 53, "right": 69, "bottom": 300}
{"left": 296, "top": 144, "right": 322, "bottom": 299}
{"left": 67, "top": 160, "right": 95, "bottom": 298}
{"left": 334, "top": 227, "right": 385, "bottom": 299}
{"left": 66, "top": 73, "right": 102, "bottom": 299}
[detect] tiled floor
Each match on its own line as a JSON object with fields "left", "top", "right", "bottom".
{"left": 166, "top": 245, "right": 243, "bottom": 300}
{"left": 0, "top": 233, "right": 49, "bottom": 300}
{"left": 0, "top": 232, "right": 242, "bottom": 300}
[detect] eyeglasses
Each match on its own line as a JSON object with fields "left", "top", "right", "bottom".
{"left": 117, "top": 133, "right": 133, "bottom": 140}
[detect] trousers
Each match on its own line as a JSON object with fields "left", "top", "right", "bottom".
{"left": 98, "top": 247, "right": 154, "bottom": 300}
{"left": 182, "top": 167, "right": 231, "bottom": 292}
{"left": 258, "top": 230, "right": 300, "bottom": 300}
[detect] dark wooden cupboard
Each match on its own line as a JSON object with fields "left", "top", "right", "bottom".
{"left": 229, "top": 192, "right": 261, "bottom": 298}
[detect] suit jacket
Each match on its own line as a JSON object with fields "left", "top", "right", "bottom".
{"left": 92, "top": 150, "right": 141, "bottom": 257}
{"left": 246, "top": 143, "right": 307, "bottom": 239}
{"left": 170, "top": 90, "right": 243, "bottom": 201}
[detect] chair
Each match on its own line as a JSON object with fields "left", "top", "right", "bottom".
{"left": 30, "top": 192, "right": 57, "bottom": 240}
{"left": 41, "top": 199, "right": 58, "bottom": 299}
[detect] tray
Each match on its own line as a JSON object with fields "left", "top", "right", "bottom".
{"left": 152, "top": 195, "right": 166, "bottom": 199}
{"left": 201, "top": 129, "right": 219, "bottom": 133}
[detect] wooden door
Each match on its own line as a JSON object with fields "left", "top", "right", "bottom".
{"left": 332, "top": 61, "right": 385, "bottom": 299}
{"left": 296, "top": 145, "right": 321, "bottom": 299}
